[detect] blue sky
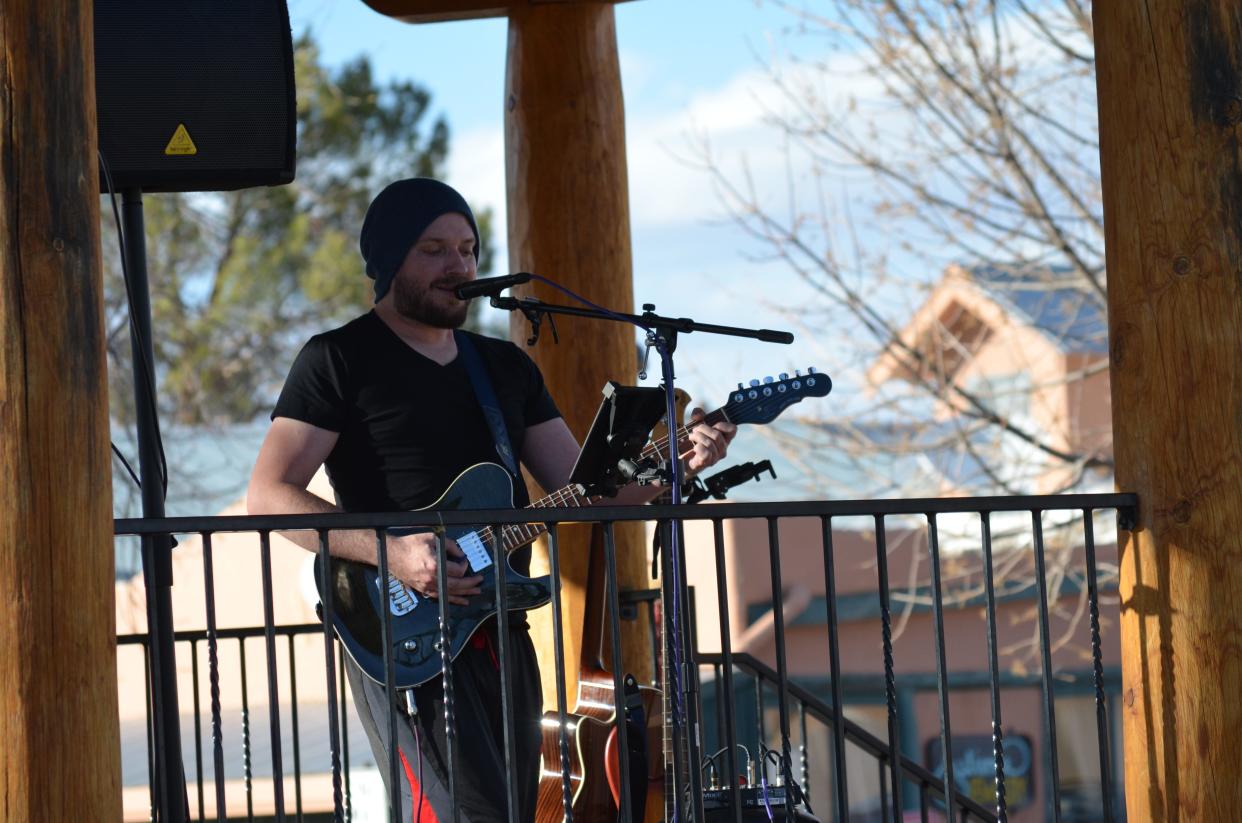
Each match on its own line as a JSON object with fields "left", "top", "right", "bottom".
{"left": 286, "top": 0, "right": 850, "bottom": 413}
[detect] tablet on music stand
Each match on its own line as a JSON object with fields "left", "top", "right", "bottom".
{"left": 569, "top": 381, "right": 669, "bottom": 498}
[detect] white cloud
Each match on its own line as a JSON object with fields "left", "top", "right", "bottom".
{"left": 445, "top": 125, "right": 510, "bottom": 271}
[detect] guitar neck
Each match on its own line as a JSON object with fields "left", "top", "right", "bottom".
{"left": 476, "top": 405, "right": 733, "bottom": 554}
{"left": 639, "top": 407, "right": 731, "bottom": 465}
{"left": 475, "top": 483, "right": 591, "bottom": 555}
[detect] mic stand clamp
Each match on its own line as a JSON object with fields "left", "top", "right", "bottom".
{"left": 501, "top": 296, "right": 559, "bottom": 346}
{"left": 618, "top": 457, "right": 670, "bottom": 487}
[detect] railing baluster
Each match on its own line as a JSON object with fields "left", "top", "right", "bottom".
{"left": 874, "top": 514, "right": 905, "bottom": 820}
{"left": 1031, "top": 511, "right": 1063, "bottom": 822}
{"left": 711, "top": 517, "right": 743, "bottom": 823}
{"left": 190, "top": 637, "right": 205, "bottom": 821}
{"left": 373, "top": 529, "right": 401, "bottom": 823}
{"left": 339, "top": 651, "right": 353, "bottom": 823}
{"left": 202, "top": 531, "right": 227, "bottom": 821}
{"left": 671, "top": 519, "right": 707, "bottom": 823}
{"left": 545, "top": 523, "right": 575, "bottom": 823}
{"left": 239, "top": 637, "right": 254, "bottom": 822}
{"left": 1082, "top": 510, "right": 1116, "bottom": 822}
{"left": 602, "top": 521, "right": 634, "bottom": 823}
{"left": 435, "top": 531, "right": 461, "bottom": 823}
{"left": 879, "top": 757, "right": 890, "bottom": 823}
{"left": 798, "top": 700, "right": 810, "bottom": 808}
{"left": 926, "top": 514, "right": 957, "bottom": 823}
{"left": 821, "top": 516, "right": 850, "bottom": 822}
{"left": 754, "top": 672, "right": 766, "bottom": 777}
{"left": 491, "top": 518, "right": 520, "bottom": 823}
{"left": 315, "top": 529, "right": 344, "bottom": 820}
{"left": 287, "top": 634, "right": 304, "bottom": 822}
{"left": 979, "top": 513, "right": 1008, "bottom": 822}
{"left": 142, "top": 641, "right": 155, "bottom": 823}
{"left": 257, "top": 530, "right": 286, "bottom": 821}
{"left": 766, "top": 517, "right": 796, "bottom": 801}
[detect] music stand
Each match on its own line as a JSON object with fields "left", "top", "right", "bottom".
{"left": 569, "top": 381, "right": 669, "bottom": 498}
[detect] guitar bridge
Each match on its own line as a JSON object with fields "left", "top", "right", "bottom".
{"left": 378, "top": 574, "right": 420, "bottom": 616}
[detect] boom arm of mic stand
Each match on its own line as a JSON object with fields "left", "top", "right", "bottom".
{"left": 488, "top": 295, "right": 795, "bottom": 345}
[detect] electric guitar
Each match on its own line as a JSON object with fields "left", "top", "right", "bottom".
{"left": 315, "top": 369, "right": 832, "bottom": 689}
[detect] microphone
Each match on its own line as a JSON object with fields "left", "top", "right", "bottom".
{"left": 454, "top": 272, "right": 532, "bottom": 300}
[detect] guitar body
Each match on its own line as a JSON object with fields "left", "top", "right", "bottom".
{"left": 313, "top": 462, "right": 553, "bottom": 688}
{"left": 536, "top": 676, "right": 665, "bottom": 823}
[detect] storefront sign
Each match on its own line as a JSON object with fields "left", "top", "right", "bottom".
{"left": 925, "top": 733, "right": 1034, "bottom": 811}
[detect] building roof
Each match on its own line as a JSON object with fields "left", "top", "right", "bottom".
{"left": 965, "top": 264, "right": 1107, "bottom": 354}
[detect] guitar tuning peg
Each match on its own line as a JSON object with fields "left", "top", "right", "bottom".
{"left": 779, "top": 372, "right": 789, "bottom": 381}
{"left": 749, "top": 379, "right": 760, "bottom": 387}
{"left": 737, "top": 382, "right": 744, "bottom": 391}
{"left": 795, "top": 369, "right": 802, "bottom": 377}
{"left": 763, "top": 375, "right": 773, "bottom": 384}
{"left": 807, "top": 366, "right": 817, "bottom": 374}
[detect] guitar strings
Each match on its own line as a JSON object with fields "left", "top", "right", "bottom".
{"left": 468, "top": 388, "right": 804, "bottom": 552}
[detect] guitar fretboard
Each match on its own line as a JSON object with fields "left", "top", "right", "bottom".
{"left": 471, "top": 407, "right": 731, "bottom": 555}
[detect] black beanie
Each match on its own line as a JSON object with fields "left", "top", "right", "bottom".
{"left": 359, "top": 178, "right": 481, "bottom": 303}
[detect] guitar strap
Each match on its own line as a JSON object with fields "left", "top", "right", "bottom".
{"left": 454, "top": 330, "right": 520, "bottom": 481}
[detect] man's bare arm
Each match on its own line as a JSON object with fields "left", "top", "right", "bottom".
{"left": 246, "top": 417, "right": 480, "bottom": 603}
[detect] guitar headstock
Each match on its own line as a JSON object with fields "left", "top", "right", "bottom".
{"left": 722, "top": 368, "right": 831, "bottom": 425}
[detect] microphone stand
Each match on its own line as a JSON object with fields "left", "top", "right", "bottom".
{"left": 489, "top": 294, "right": 792, "bottom": 822}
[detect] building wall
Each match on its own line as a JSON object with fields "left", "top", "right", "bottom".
{"left": 684, "top": 512, "right": 1124, "bottom": 820}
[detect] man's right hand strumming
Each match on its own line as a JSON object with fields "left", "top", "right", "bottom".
{"left": 389, "top": 533, "right": 484, "bottom": 606}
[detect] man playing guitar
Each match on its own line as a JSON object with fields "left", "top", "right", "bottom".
{"left": 246, "top": 177, "right": 735, "bottom": 822}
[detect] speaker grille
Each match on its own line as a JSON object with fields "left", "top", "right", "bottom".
{"left": 95, "top": 0, "right": 296, "bottom": 193}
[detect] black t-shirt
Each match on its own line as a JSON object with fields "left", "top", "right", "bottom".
{"left": 272, "top": 311, "right": 561, "bottom": 515}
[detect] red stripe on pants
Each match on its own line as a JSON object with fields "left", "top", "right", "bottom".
{"left": 399, "top": 746, "right": 439, "bottom": 823}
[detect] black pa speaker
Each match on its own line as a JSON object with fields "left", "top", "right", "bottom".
{"left": 94, "top": 0, "right": 296, "bottom": 193}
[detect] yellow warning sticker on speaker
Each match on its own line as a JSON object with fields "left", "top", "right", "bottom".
{"left": 164, "top": 123, "right": 198, "bottom": 156}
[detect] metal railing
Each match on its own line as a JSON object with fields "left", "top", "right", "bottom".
{"left": 115, "top": 491, "right": 1135, "bottom": 822}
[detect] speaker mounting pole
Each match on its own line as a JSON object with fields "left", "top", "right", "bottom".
{"left": 122, "top": 186, "right": 189, "bottom": 823}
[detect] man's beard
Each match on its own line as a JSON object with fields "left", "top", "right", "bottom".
{"left": 391, "top": 276, "right": 470, "bottom": 329}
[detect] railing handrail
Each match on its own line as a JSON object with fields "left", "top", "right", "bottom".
{"left": 117, "top": 622, "right": 324, "bottom": 646}
{"left": 115, "top": 491, "right": 1139, "bottom": 535}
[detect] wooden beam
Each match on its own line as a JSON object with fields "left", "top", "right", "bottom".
{"left": 0, "top": 2, "right": 122, "bottom": 820}
{"left": 1095, "top": 2, "right": 1242, "bottom": 819}
{"left": 359, "top": 0, "right": 633, "bottom": 25}
{"left": 504, "top": 1, "right": 653, "bottom": 705}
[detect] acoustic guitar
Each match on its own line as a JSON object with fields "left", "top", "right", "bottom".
{"left": 534, "top": 388, "right": 691, "bottom": 823}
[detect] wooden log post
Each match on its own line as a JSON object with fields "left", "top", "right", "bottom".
{"left": 1095, "top": 3, "right": 1242, "bottom": 819}
{"left": 0, "top": 2, "right": 122, "bottom": 820}
{"left": 505, "top": 2, "right": 654, "bottom": 703}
